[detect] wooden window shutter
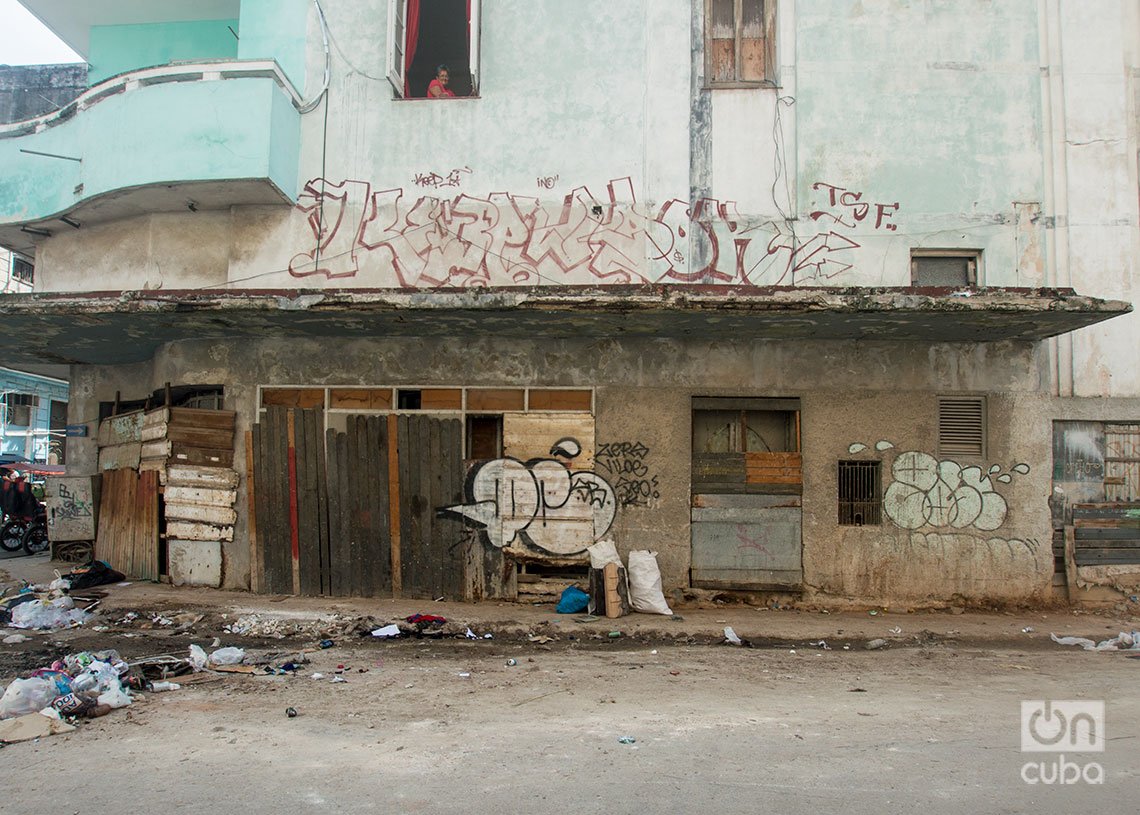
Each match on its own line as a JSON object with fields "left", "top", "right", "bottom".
{"left": 938, "top": 397, "right": 986, "bottom": 458}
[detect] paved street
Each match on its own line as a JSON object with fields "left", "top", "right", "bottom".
{"left": 2, "top": 561, "right": 1136, "bottom": 815}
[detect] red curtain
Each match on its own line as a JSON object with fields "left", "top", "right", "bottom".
{"left": 404, "top": 0, "right": 421, "bottom": 97}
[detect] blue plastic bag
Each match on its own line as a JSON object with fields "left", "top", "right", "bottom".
{"left": 555, "top": 585, "right": 589, "bottom": 614}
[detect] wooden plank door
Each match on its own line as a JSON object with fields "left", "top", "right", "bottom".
{"left": 95, "top": 468, "right": 160, "bottom": 581}
{"left": 251, "top": 407, "right": 329, "bottom": 595}
{"left": 325, "top": 415, "right": 391, "bottom": 596}
{"left": 398, "top": 415, "right": 465, "bottom": 600}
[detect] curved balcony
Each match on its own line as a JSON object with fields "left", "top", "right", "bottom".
{"left": 0, "top": 60, "right": 303, "bottom": 256}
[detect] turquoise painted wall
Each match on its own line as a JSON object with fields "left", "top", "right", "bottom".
{"left": 0, "top": 77, "right": 300, "bottom": 224}
{"left": 87, "top": 20, "right": 240, "bottom": 85}
{"left": 238, "top": 0, "right": 310, "bottom": 94}
{"left": 795, "top": 1, "right": 1044, "bottom": 216}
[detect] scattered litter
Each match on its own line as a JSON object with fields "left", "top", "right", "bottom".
{"left": 607, "top": 631, "right": 623, "bottom": 639}
{"left": 650, "top": 649, "right": 658, "bottom": 655}
{"left": 1022, "top": 627, "right": 1035, "bottom": 634}
{"left": 286, "top": 707, "right": 298, "bottom": 718}
{"left": 528, "top": 635, "right": 555, "bottom": 644}
{"left": 483, "top": 633, "right": 493, "bottom": 640}
{"left": 865, "top": 639, "right": 888, "bottom": 651}
{"left": 1050, "top": 631, "right": 1140, "bottom": 651}
{"left": 810, "top": 640, "right": 831, "bottom": 650}
{"left": 209, "top": 647, "right": 245, "bottom": 666}
{"left": 311, "top": 673, "right": 325, "bottom": 680}
{"left": 671, "top": 614, "right": 684, "bottom": 622}
{"left": 505, "top": 659, "right": 518, "bottom": 667}
{"left": 575, "top": 615, "right": 600, "bottom": 623}
{"left": 188, "top": 644, "right": 208, "bottom": 672}
{"left": 669, "top": 670, "right": 680, "bottom": 676}
{"left": 371, "top": 624, "right": 401, "bottom": 639}
{"left": 319, "top": 639, "right": 335, "bottom": 649}
{"left": 888, "top": 626, "right": 902, "bottom": 636}
{"left": 148, "top": 681, "right": 180, "bottom": 692}
{"left": 723, "top": 627, "right": 743, "bottom": 646}
{"left": 868, "top": 610, "right": 880, "bottom": 616}
{"left": 458, "top": 672, "right": 471, "bottom": 678}
{"left": 406, "top": 614, "right": 446, "bottom": 628}
{"left": 618, "top": 736, "right": 636, "bottom": 744}
{"left": 556, "top": 586, "right": 590, "bottom": 615}
{"left": 331, "top": 676, "right": 347, "bottom": 684}
{"left": 849, "top": 688, "right": 867, "bottom": 693}
{"left": 465, "top": 628, "right": 478, "bottom": 640}
{"left": 3, "top": 634, "right": 28, "bottom": 644}
{"left": 0, "top": 711, "right": 76, "bottom": 742}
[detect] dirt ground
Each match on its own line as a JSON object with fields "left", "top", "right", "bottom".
{"left": 2, "top": 554, "right": 1139, "bottom": 814}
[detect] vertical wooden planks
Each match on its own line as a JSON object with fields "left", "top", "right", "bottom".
{"left": 94, "top": 469, "right": 159, "bottom": 581}
{"left": 315, "top": 414, "right": 331, "bottom": 596}
{"left": 388, "top": 415, "right": 402, "bottom": 596}
{"left": 136, "top": 470, "right": 160, "bottom": 581}
{"left": 286, "top": 410, "right": 301, "bottom": 594}
{"left": 295, "top": 409, "right": 322, "bottom": 596}
{"left": 366, "top": 415, "right": 392, "bottom": 595}
{"left": 262, "top": 407, "right": 291, "bottom": 594}
{"left": 325, "top": 428, "right": 345, "bottom": 596}
{"left": 246, "top": 428, "right": 260, "bottom": 594}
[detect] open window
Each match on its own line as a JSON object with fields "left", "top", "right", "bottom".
{"left": 387, "top": 0, "right": 481, "bottom": 98}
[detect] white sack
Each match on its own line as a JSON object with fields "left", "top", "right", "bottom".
{"left": 587, "top": 539, "right": 623, "bottom": 570}
{"left": 627, "top": 550, "right": 672, "bottom": 616}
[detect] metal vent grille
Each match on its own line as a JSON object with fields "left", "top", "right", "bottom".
{"left": 938, "top": 397, "right": 986, "bottom": 457}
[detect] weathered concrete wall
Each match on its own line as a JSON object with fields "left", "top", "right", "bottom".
{"left": 68, "top": 333, "right": 1056, "bottom": 601}
{"left": 0, "top": 64, "right": 86, "bottom": 124}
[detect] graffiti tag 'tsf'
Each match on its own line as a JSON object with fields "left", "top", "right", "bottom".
{"left": 439, "top": 438, "right": 616, "bottom": 556}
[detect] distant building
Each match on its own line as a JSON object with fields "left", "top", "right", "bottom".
{"left": 0, "top": 366, "right": 68, "bottom": 464}
{"left": 0, "top": 1, "right": 1136, "bottom": 606}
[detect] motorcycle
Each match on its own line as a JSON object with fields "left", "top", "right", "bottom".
{"left": 1, "top": 503, "right": 48, "bottom": 555}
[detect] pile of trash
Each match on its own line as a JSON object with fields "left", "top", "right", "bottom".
{"left": 1050, "top": 631, "right": 1140, "bottom": 652}
{"left": 0, "top": 561, "right": 124, "bottom": 632}
{"left": 0, "top": 649, "right": 136, "bottom": 743}
{"left": 222, "top": 612, "right": 379, "bottom": 640}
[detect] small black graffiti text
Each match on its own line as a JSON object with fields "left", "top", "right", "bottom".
{"left": 597, "top": 441, "right": 659, "bottom": 507}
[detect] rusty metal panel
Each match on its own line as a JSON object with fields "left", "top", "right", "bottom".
{"left": 691, "top": 495, "right": 802, "bottom": 589}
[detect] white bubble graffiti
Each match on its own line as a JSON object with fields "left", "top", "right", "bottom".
{"left": 881, "top": 451, "right": 1028, "bottom": 532}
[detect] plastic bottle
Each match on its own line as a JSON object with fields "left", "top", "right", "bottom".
{"left": 148, "top": 681, "right": 181, "bottom": 692}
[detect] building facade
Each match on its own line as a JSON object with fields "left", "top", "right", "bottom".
{"left": 0, "top": 1, "right": 1137, "bottom": 606}
{"left": 0, "top": 366, "right": 68, "bottom": 464}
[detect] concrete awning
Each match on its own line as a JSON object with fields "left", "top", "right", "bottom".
{"left": 0, "top": 286, "right": 1130, "bottom": 365}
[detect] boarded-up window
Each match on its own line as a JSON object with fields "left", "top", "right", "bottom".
{"left": 692, "top": 398, "right": 801, "bottom": 494}
{"left": 467, "top": 389, "right": 525, "bottom": 411}
{"left": 706, "top": 0, "right": 774, "bottom": 86}
{"left": 938, "top": 397, "right": 986, "bottom": 458}
{"left": 262, "top": 388, "right": 325, "bottom": 409}
{"left": 838, "top": 461, "right": 881, "bottom": 525}
{"left": 527, "top": 390, "right": 592, "bottom": 412}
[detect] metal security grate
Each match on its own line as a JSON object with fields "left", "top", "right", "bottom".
{"left": 938, "top": 397, "right": 986, "bottom": 458}
{"left": 838, "top": 460, "right": 881, "bottom": 525}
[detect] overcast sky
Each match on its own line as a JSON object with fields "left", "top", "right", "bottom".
{"left": 0, "top": 0, "right": 82, "bottom": 65}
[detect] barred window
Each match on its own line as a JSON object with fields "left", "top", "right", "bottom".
{"left": 838, "top": 460, "right": 881, "bottom": 526}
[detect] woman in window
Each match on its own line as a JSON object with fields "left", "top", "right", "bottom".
{"left": 427, "top": 64, "right": 456, "bottom": 98}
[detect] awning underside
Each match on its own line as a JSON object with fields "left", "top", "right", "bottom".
{"left": 0, "top": 285, "right": 1130, "bottom": 365}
